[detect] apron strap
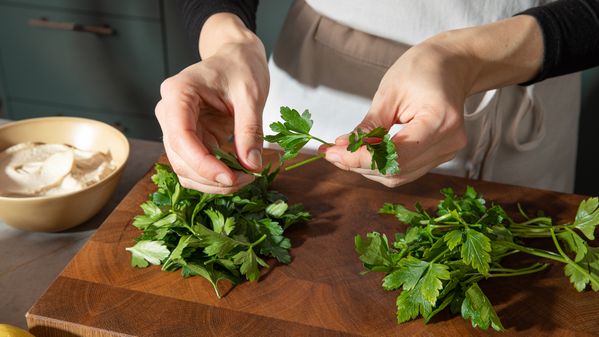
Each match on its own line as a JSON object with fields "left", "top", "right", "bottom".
{"left": 506, "top": 85, "right": 546, "bottom": 152}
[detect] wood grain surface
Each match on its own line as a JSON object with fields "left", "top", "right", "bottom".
{"left": 26, "top": 152, "right": 599, "bottom": 337}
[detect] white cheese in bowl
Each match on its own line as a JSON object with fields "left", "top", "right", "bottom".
{"left": 0, "top": 142, "right": 116, "bottom": 197}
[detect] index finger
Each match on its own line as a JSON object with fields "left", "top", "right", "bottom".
{"left": 156, "top": 97, "right": 237, "bottom": 187}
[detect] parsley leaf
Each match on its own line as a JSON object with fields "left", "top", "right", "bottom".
{"left": 382, "top": 256, "right": 428, "bottom": 291}
{"left": 126, "top": 240, "right": 170, "bottom": 268}
{"left": 347, "top": 128, "right": 400, "bottom": 175}
{"left": 573, "top": 197, "right": 599, "bottom": 240}
{"left": 461, "top": 228, "right": 492, "bottom": 275}
{"left": 264, "top": 106, "right": 328, "bottom": 161}
{"left": 461, "top": 283, "right": 504, "bottom": 331}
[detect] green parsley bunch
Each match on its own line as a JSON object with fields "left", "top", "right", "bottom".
{"left": 126, "top": 163, "right": 311, "bottom": 298}
{"left": 356, "top": 186, "right": 599, "bottom": 331}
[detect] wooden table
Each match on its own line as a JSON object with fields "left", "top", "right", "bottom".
{"left": 26, "top": 154, "right": 599, "bottom": 336}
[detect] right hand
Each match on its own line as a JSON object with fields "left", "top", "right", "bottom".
{"left": 155, "top": 14, "right": 269, "bottom": 194}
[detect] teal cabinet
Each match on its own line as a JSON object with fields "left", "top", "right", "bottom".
{"left": 0, "top": 0, "right": 195, "bottom": 140}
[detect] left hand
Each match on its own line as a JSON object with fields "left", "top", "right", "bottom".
{"left": 322, "top": 41, "right": 470, "bottom": 187}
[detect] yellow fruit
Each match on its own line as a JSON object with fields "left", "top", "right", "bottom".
{"left": 0, "top": 324, "right": 35, "bottom": 337}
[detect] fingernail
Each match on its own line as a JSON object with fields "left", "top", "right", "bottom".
{"left": 236, "top": 172, "right": 255, "bottom": 185}
{"left": 327, "top": 153, "right": 341, "bottom": 163}
{"left": 216, "top": 173, "right": 233, "bottom": 186}
{"left": 247, "top": 149, "right": 262, "bottom": 169}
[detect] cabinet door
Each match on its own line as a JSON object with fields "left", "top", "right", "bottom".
{"left": 0, "top": 3, "right": 164, "bottom": 129}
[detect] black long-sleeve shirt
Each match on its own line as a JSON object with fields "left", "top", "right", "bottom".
{"left": 178, "top": 0, "right": 599, "bottom": 84}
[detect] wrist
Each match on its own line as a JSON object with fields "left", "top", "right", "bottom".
{"left": 407, "top": 37, "right": 476, "bottom": 100}
{"left": 199, "top": 12, "right": 264, "bottom": 59}
{"left": 423, "top": 15, "right": 543, "bottom": 96}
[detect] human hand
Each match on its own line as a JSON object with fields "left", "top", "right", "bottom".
{"left": 323, "top": 15, "right": 543, "bottom": 188}
{"left": 155, "top": 14, "right": 269, "bottom": 194}
{"left": 322, "top": 42, "right": 470, "bottom": 187}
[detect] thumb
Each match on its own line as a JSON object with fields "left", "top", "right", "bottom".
{"left": 232, "top": 97, "right": 264, "bottom": 172}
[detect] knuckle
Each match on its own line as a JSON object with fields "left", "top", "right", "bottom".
{"left": 160, "top": 76, "right": 197, "bottom": 102}
{"left": 159, "top": 76, "right": 180, "bottom": 97}
{"left": 240, "top": 123, "right": 264, "bottom": 141}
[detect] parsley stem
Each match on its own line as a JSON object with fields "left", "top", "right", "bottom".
{"left": 493, "top": 250, "right": 520, "bottom": 260}
{"left": 549, "top": 228, "right": 569, "bottom": 259}
{"left": 513, "top": 217, "right": 552, "bottom": 226}
{"left": 497, "top": 241, "right": 567, "bottom": 263}
{"left": 486, "top": 263, "right": 549, "bottom": 277}
{"left": 309, "top": 135, "right": 332, "bottom": 146}
{"left": 285, "top": 154, "right": 326, "bottom": 171}
{"left": 429, "top": 224, "right": 459, "bottom": 229}
{"left": 430, "top": 248, "right": 450, "bottom": 264}
{"left": 251, "top": 234, "right": 268, "bottom": 247}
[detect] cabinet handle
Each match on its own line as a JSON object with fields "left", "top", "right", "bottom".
{"left": 29, "top": 18, "right": 114, "bottom": 36}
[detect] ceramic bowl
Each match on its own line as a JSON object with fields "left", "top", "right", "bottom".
{"left": 0, "top": 117, "right": 129, "bottom": 232}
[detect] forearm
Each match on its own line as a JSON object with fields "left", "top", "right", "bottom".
{"left": 420, "top": 15, "right": 543, "bottom": 96}
{"left": 417, "top": 0, "right": 599, "bottom": 95}
{"left": 199, "top": 13, "right": 264, "bottom": 59}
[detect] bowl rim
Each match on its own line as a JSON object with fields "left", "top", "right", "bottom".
{"left": 0, "top": 116, "right": 130, "bottom": 202}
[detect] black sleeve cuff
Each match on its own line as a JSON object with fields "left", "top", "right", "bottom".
{"left": 177, "top": 0, "right": 259, "bottom": 58}
{"left": 516, "top": 0, "right": 599, "bottom": 85}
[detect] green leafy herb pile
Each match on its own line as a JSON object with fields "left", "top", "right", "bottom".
{"left": 126, "top": 163, "right": 311, "bottom": 298}
{"left": 355, "top": 186, "right": 599, "bottom": 331}
{"left": 264, "top": 106, "right": 400, "bottom": 175}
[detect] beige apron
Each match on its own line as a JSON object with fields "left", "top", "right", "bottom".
{"left": 263, "top": 0, "right": 580, "bottom": 193}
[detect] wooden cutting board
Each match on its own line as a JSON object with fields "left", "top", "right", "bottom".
{"left": 26, "top": 153, "right": 599, "bottom": 337}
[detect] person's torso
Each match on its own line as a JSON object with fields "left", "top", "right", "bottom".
{"left": 305, "top": 0, "right": 551, "bottom": 45}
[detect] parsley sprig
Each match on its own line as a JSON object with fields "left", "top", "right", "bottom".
{"left": 356, "top": 186, "right": 599, "bottom": 331}
{"left": 265, "top": 106, "right": 400, "bottom": 174}
{"left": 347, "top": 127, "right": 400, "bottom": 175}
{"left": 126, "top": 163, "right": 311, "bottom": 298}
